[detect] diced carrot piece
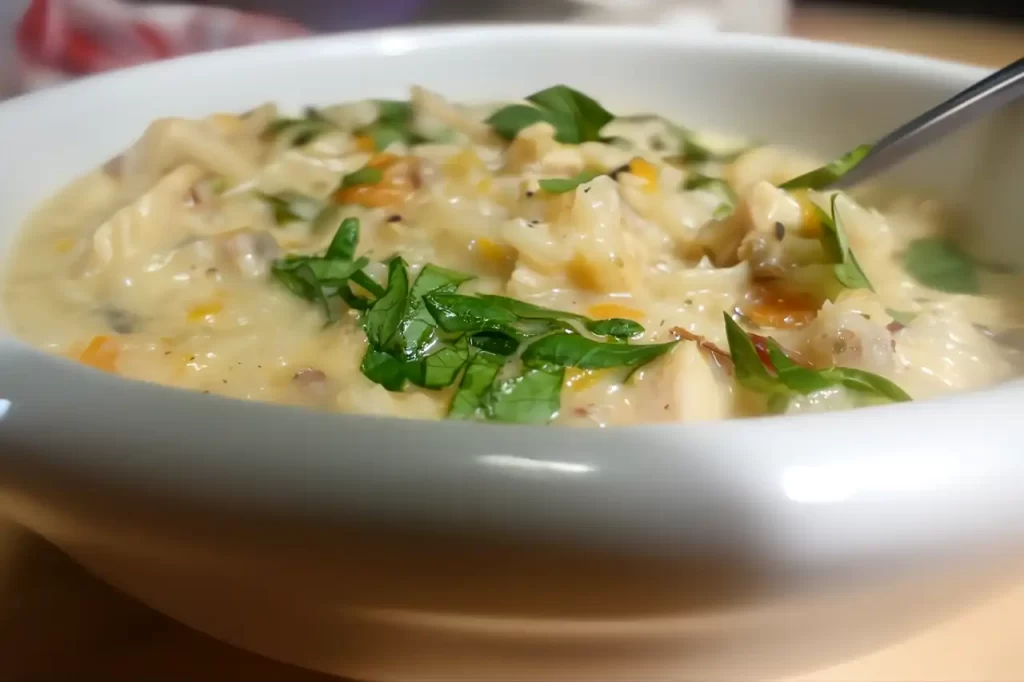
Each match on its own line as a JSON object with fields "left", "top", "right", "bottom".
{"left": 79, "top": 335, "right": 119, "bottom": 373}
{"left": 333, "top": 154, "right": 418, "bottom": 208}
{"left": 566, "top": 254, "right": 603, "bottom": 292}
{"left": 472, "top": 238, "right": 516, "bottom": 275}
{"left": 587, "top": 302, "right": 645, "bottom": 322}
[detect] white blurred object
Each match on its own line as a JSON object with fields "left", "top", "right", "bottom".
{"left": 570, "top": 0, "right": 789, "bottom": 34}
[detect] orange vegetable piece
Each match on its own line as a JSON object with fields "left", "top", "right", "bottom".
{"left": 353, "top": 134, "right": 376, "bottom": 153}
{"left": 79, "top": 335, "right": 120, "bottom": 373}
{"left": 333, "top": 154, "right": 419, "bottom": 208}
{"left": 628, "top": 157, "right": 659, "bottom": 192}
{"left": 587, "top": 302, "right": 645, "bottom": 322}
{"left": 740, "top": 283, "right": 822, "bottom": 329}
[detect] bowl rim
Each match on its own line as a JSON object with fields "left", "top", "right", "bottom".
{"left": 2, "top": 25, "right": 1020, "bottom": 562}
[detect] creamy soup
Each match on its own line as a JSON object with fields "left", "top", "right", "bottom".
{"left": 4, "top": 85, "right": 1022, "bottom": 426}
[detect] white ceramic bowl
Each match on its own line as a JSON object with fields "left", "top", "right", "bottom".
{"left": 1, "top": 26, "right": 1023, "bottom": 682}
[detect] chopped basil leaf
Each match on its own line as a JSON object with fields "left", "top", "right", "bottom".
{"left": 360, "top": 263, "right": 475, "bottom": 390}
{"left": 263, "top": 110, "right": 335, "bottom": 147}
{"left": 779, "top": 144, "right": 872, "bottom": 191}
{"left": 423, "top": 292, "right": 538, "bottom": 338}
{"left": 521, "top": 333, "right": 676, "bottom": 370}
{"left": 468, "top": 332, "right": 520, "bottom": 356}
{"left": 584, "top": 318, "right": 644, "bottom": 340}
{"left": 483, "top": 364, "right": 566, "bottom": 425}
{"left": 271, "top": 256, "right": 370, "bottom": 319}
{"left": 448, "top": 351, "right": 505, "bottom": 419}
{"left": 815, "top": 195, "right": 873, "bottom": 291}
{"left": 886, "top": 309, "right": 917, "bottom": 326}
{"left": 325, "top": 217, "right": 360, "bottom": 260}
{"left": 723, "top": 313, "right": 782, "bottom": 394}
{"left": 902, "top": 238, "right": 980, "bottom": 294}
{"left": 359, "top": 347, "right": 407, "bottom": 391}
{"left": 820, "top": 366, "right": 912, "bottom": 403}
{"left": 375, "top": 99, "right": 414, "bottom": 124}
{"left": 354, "top": 99, "right": 428, "bottom": 151}
{"left": 405, "top": 340, "right": 470, "bottom": 390}
{"left": 683, "top": 172, "right": 738, "bottom": 219}
{"left": 340, "top": 166, "right": 384, "bottom": 189}
{"left": 539, "top": 170, "right": 601, "bottom": 194}
{"left": 257, "top": 192, "right": 324, "bottom": 225}
{"left": 487, "top": 85, "right": 613, "bottom": 144}
{"left": 723, "top": 313, "right": 911, "bottom": 409}
{"left": 363, "top": 258, "right": 409, "bottom": 348}
{"left": 485, "top": 105, "right": 552, "bottom": 141}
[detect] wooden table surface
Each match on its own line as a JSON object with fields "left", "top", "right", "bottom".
{"left": 3, "top": 7, "right": 1024, "bottom": 681}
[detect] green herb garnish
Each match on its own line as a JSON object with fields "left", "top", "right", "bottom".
{"left": 355, "top": 99, "right": 430, "bottom": 151}
{"left": 538, "top": 170, "right": 602, "bottom": 194}
{"left": 723, "top": 313, "right": 911, "bottom": 411}
{"left": 487, "top": 85, "right": 614, "bottom": 145}
{"left": 274, "top": 231, "right": 673, "bottom": 423}
{"left": 815, "top": 195, "right": 873, "bottom": 290}
{"left": 263, "top": 107, "right": 335, "bottom": 146}
{"left": 340, "top": 165, "right": 384, "bottom": 189}
{"left": 886, "top": 309, "right": 917, "bottom": 326}
{"left": 902, "top": 238, "right": 980, "bottom": 294}
{"left": 521, "top": 333, "right": 676, "bottom": 370}
{"left": 779, "top": 144, "right": 872, "bottom": 191}
{"left": 256, "top": 191, "right": 324, "bottom": 226}
{"left": 683, "top": 172, "right": 738, "bottom": 219}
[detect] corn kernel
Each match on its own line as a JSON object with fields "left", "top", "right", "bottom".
{"left": 444, "top": 149, "right": 483, "bottom": 179}
{"left": 795, "top": 191, "right": 822, "bottom": 237}
{"left": 564, "top": 368, "right": 608, "bottom": 393}
{"left": 566, "top": 254, "right": 602, "bottom": 292}
{"left": 473, "top": 238, "right": 516, "bottom": 274}
{"left": 586, "top": 302, "right": 645, "bottom": 322}
{"left": 187, "top": 300, "right": 224, "bottom": 322}
{"left": 353, "top": 134, "right": 376, "bottom": 153}
{"left": 54, "top": 238, "right": 75, "bottom": 254}
{"left": 475, "top": 176, "right": 493, "bottom": 195}
{"left": 628, "top": 157, "right": 659, "bottom": 192}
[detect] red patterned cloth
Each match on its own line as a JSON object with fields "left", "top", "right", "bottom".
{"left": 13, "top": 0, "right": 310, "bottom": 93}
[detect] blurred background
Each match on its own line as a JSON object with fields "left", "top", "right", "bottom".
{"left": 1, "top": 0, "right": 1021, "bottom": 103}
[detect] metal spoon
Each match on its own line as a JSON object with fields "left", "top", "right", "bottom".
{"left": 826, "top": 56, "right": 1024, "bottom": 190}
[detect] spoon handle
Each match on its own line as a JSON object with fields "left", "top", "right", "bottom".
{"left": 829, "top": 56, "right": 1024, "bottom": 190}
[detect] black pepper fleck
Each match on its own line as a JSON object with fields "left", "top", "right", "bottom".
{"left": 664, "top": 404, "right": 670, "bottom": 410}
{"left": 257, "top": 364, "right": 263, "bottom": 369}
{"left": 222, "top": 379, "right": 228, "bottom": 384}
{"left": 188, "top": 355, "right": 196, "bottom": 362}
{"left": 684, "top": 299, "right": 693, "bottom": 305}
{"left": 773, "top": 221, "right": 786, "bottom": 241}
{"left": 583, "top": 187, "right": 590, "bottom": 193}
{"left": 525, "top": 190, "right": 535, "bottom": 198}
{"left": 387, "top": 214, "right": 402, "bottom": 223}
{"left": 164, "top": 351, "right": 172, "bottom": 356}
{"left": 203, "top": 390, "right": 210, "bottom": 394}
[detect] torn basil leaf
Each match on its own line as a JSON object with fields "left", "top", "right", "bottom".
{"left": 886, "top": 309, "right": 917, "bottom": 326}
{"left": 902, "top": 238, "right": 980, "bottom": 294}
{"left": 359, "top": 347, "right": 407, "bottom": 391}
{"left": 356, "top": 98, "right": 428, "bottom": 151}
{"left": 263, "top": 108, "right": 335, "bottom": 146}
{"left": 363, "top": 257, "right": 409, "bottom": 348}
{"left": 723, "top": 313, "right": 911, "bottom": 408}
{"left": 486, "top": 85, "right": 613, "bottom": 145}
{"left": 484, "top": 364, "right": 566, "bottom": 425}
{"left": 257, "top": 192, "right": 324, "bottom": 226}
{"left": 815, "top": 195, "right": 873, "bottom": 291}
{"left": 271, "top": 255, "right": 370, "bottom": 319}
{"left": 448, "top": 351, "right": 505, "bottom": 420}
{"left": 325, "top": 217, "right": 360, "bottom": 260}
{"left": 539, "top": 170, "right": 601, "bottom": 194}
{"left": 340, "top": 165, "right": 384, "bottom": 189}
{"left": 584, "top": 318, "right": 644, "bottom": 340}
{"left": 405, "top": 339, "right": 470, "bottom": 390}
{"left": 683, "top": 172, "right": 738, "bottom": 219}
{"left": 521, "top": 333, "right": 676, "bottom": 371}
{"left": 779, "top": 144, "right": 872, "bottom": 191}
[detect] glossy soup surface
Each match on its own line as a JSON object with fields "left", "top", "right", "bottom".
{"left": 4, "top": 86, "right": 1021, "bottom": 426}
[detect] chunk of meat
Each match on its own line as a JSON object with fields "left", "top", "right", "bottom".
{"left": 631, "top": 341, "right": 733, "bottom": 422}
{"left": 215, "top": 229, "right": 281, "bottom": 278}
